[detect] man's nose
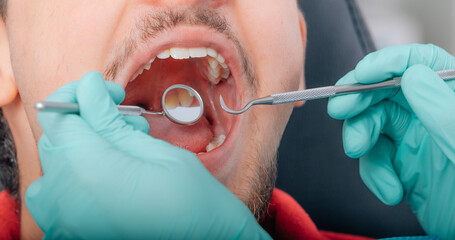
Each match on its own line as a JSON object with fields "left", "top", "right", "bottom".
{"left": 152, "top": 0, "right": 228, "bottom": 8}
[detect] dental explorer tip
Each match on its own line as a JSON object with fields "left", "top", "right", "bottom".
{"left": 219, "top": 95, "right": 248, "bottom": 115}
{"left": 219, "top": 95, "right": 232, "bottom": 113}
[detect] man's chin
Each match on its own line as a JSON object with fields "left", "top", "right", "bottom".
{"left": 229, "top": 151, "right": 277, "bottom": 220}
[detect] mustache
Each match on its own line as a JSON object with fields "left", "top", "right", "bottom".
{"left": 103, "top": 6, "right": 257, "bottom": 89}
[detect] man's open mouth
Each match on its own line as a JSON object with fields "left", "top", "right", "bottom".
{"left": 116, "top": 27, "right": 245, "bottom": 172}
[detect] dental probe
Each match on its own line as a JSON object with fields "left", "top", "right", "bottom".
{"left": 220, "top": 69, "right": 455, "bottom": 114}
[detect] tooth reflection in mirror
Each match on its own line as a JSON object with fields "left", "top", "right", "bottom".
{"left": 162, "top": 84, "right": 203, "bottom": 125}
{"left": 164, "top": 90, "right": 179, "bottom": 109}
{"left": 177, "top": 88, "right": 194, "bottom": 107}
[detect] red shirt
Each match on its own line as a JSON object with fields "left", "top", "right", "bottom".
{"left": 260, "top": 189, "right": 373, "bottom": 240}
{"left": 0, "top": 189, "right": 372, "bottom": 240}
{"left": 0, "top": 191, "right": 19, "bottom": 240}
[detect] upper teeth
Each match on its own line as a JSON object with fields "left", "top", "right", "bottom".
{"left": 157, "top": 50, "right": 170, "bottom": 59}
{"left": 190, "top": 48, "right": 208, "bottom": 58}
{"left": 130, "top": 47, "right": 231, "bottom": 84}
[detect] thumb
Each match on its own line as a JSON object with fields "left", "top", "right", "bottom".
{"left": 77, "top": 71, "right": 136, "bottom": 137}
{"left": 24, "top": 178, "right": 48, "bottom": 231}
{"left": 401, "top": 65, "right": 455, "bottom": 162}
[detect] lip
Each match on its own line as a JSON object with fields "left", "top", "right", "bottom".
{"left": 113, "top": 26, "right": 246, "bottom": 173}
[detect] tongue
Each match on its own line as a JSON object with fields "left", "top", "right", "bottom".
{"left": 144, "top": 114, "right": 213, "bottom": 153}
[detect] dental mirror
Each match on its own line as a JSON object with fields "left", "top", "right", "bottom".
{"left": 34, "top": 84, "right": 204, "bottom": 125}
{"left": 161, "top": 84, "right": 204, "bottom": 125}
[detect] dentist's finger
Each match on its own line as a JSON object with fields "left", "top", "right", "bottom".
{"left": 76, "top": 71, "right": 136, "bottom": 139}
{"left": 328, "top": 44, "right": 455, "bottom": 120}
{"left": 25, "top": 177, "right": 50, "bottom": 231}
{"left": 328, "top": 71, "right": 397, "bottom": 120}
{"left": 38, "top": 73, "right": 125, "bottom": 138}
{"left": 342, "top": 101, "right": 411, "bottom": 158}
{"left": 401, "top": 65, "right": 455, "bottom": 163}
{"left": 359, "top": 136, "right": 403, "bottom": 205}
{"left": 37, "top": 135, "right": 59, "bottom": 175}
{"left": 123, "top": 115, "right": 150, "bottom": 134}
{"left": 353, "top": 44, "right": 454, "bottom": 84}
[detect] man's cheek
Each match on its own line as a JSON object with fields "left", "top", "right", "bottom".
{"left": 258, "top": 103, "right": 293, "bottom": 149}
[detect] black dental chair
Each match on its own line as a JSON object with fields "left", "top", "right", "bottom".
{"left": 276, "top": 0, "right": 425, "bottom": 238}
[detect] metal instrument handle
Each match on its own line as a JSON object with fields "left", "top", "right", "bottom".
{"left": 35, "top": 102, "right": 150, "bottom": 116}
{"left": 334, "top": 77, "right": 400, "bottom": 94}
{"left": 270, "top": 69, "right": 455, "bottom": 104}
{"left": 271, "top": 86, "right": 336, "bottom": 104}
{"left": 34, "top": 102, "right": 79, "bottom": 113}
{"left": 117, "top": 105, "right": 144, "bottom": 116}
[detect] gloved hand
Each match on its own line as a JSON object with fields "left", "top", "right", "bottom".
{"left": 25, "top": 72, "right": 270, "bottom": 239}
{"left": 328, "top": 44, "right": 455, "bottom": 239}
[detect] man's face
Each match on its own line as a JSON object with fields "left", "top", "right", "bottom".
{"left": 6, "top": 0, "right": 305, "bottom": 217}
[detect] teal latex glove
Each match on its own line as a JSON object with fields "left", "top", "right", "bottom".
{"left": 25, "top": 72, "right": 270, "bottom": 239}
{"left": 328, "top": 44, "right": 455, "bottom": 239}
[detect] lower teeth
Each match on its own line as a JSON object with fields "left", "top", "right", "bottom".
{"left": 205, "top": 135, "right": 226, "bottom": 152}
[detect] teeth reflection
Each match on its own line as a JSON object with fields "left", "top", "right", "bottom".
{"left": 206, "top": 135, "right": 226, "bottom": 152}
{"left": 178, "top": 88, "right": 194, "bottom": 107}
{"left": 164, "top": 91, "right": 179, "bottom": 109}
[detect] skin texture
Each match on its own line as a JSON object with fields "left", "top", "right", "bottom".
{"left": 0, "top": 0, "right": 306, "bottom": 238}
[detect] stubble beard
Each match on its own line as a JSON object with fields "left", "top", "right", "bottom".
{"left": 246, "top": 150, "right": 277, "bottom": 220}
{"left": 237, "top": 113, "right": 279, "bottom": 220}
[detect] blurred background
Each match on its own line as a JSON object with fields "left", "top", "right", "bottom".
{"left": 357, "top": 0, "right": 455, "bottom": 53}
{"left": 278, "top": 0, "right": 455, "bottom": 237}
